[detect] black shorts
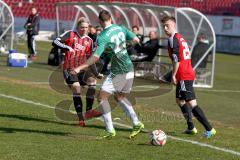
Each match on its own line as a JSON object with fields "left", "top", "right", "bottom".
{"left": 176, "top": 80, "right": 196, "bottom": 101}
{"left": 63, "top": 70, "right": 94, "bottom": 86}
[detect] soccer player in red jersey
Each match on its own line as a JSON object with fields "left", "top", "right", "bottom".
{"left": 53, "top": 17, "right": 102, "bottom": 127}
{"left": 161, "top": 16, "right": 216, "bottom": 138}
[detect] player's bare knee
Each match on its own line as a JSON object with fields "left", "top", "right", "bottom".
{"left": 87, "top": 77, "right": 96, "bottom": 85}
{"left": 187, "top": 99, "right": 197, "bottom": 108}
{"left": 97, "top": 94, "right": 105, "bottom": 102}
{"left": 71, "top": 83, "right": 81, "bottom": 94}
{"left": 114, "top": 92, "right": 125, "bottom": 102}
{"left": 97, "top": 90, "right": 110, "bottom": 102}
{"left": 97, "top": 95, "right": 101, "bottom": 103}
{"left": 176, "top": 99, "right": 185, "bottom": 107}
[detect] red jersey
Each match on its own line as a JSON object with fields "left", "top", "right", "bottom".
{"left": 54, "top": 31, "right": 93, "bottom": 70}
{"left": 168, "top": 33, "right": 195, "bottom": 81}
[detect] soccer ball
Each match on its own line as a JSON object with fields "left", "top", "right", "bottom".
{"left": 149, "top": 129, "right": 167, "bottom": 146}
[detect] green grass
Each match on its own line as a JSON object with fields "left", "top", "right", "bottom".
{"left": 0, "top": 41, "right": 240, "bottom": 160}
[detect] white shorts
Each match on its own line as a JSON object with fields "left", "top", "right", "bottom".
{"left": 101, "top": 72, "right": 134, "bottom": 94}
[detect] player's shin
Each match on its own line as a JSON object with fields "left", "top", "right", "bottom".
{"left": 99, "top": 100, "right": 114, "bottom": 132}
{"left": 86, "top": 85, "right": 96, "bottom": 111}
{"left": 192, "top": 105, "right": 212, "bottom": 131}
{"left": 118, "top": 98, "right": 140, "bottom": 126}
{"left": 73, "top": 94, "right": 84, "bottom": 120}
{"left": 179, "top": 104, "right": 194, "bottom": 130}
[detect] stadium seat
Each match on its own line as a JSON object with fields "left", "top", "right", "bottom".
{"left": 4, "top": 0, "right": 240, "bottom": 19}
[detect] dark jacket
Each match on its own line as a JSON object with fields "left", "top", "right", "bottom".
{"left": 136, "top": 34, "right": 144, "bottom": 45}
{"left": 24, "top": 13, "right": 40, "bottom": 35}
{"left": 88, "top": 33, "right": 97, "bottom": 43}
{"left": 191, "top": 41, "right": 210, "bottom": 68}
{"left": 137, "top": 38, "right": 159, "bottom": 62}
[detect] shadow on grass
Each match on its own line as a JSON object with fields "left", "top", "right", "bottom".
{"left": 0, "top": 113, "right": 130, "bottom": 132}
{"left": 28, "top": 61, "right": 57, "bottom": 71}
{"left": 0, "top": 113, "right": 134, "bottom": 136}
{"left": 0, "top": 127, "right": 70, "bottom": 136}
{"left": 137, "top": 143, "right": 152, "bottom": 146}
{"left": 0, "top": 113, "right": 76, "bottom": 127}
{"left": 85, "top": 124, "right": 131, "bottom": 132}
{"left": 165, "top": 131, "right": 178, "bottom": 136}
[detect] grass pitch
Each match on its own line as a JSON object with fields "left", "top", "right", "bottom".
{"left": 0, "top": 41, "right": 239, "bottom": 160}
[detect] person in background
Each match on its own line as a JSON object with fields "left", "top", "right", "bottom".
{"left": 24, "top": 7, "right": 40, "bottom": 60}
{"left": 191, "top": 33, "right": 210, "bottom": 68}
{"left": 135, "top": 31, "right": 159, "bottom": 62}
{"left": 127, "top": 25, "right": 143, "bottom": 57}
{"left": 132, "top": 25, "right": 144, "bottom": 44}
{"left": 95, "top": 26, "right": 103, "bottom": 36}
{"left": 88, "top": 25, "right": 97, "bottom": 42}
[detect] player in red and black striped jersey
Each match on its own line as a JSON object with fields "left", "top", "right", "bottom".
{"left": 162, "top": 16, "right": 216, "bottom": 138}
{"left": 53, "top": 18, "right": 102, "bottom": 127}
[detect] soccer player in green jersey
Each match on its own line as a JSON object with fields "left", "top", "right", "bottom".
{"left": 73, "top": 10, "right": 144, "bottom": 139}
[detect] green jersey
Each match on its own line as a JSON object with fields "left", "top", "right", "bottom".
{"left": 94, "top": 24, "right": 136, "bottom": 75}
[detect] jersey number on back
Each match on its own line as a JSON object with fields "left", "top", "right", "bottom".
{"left": 110, "top": 32, "right": 126, "bottom": 53}
{"left": 180, "top": 38, "right": 191, "bottom": 60}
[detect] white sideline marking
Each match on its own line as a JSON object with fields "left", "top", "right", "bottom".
{"left": 168, "top": 136, "right": 240, "bottom": 156}
{"left": 107, "top": 120, "right": 240, "bottom": 156}
{"left": 30, "top": 82, "right": 50, "bottom": 85}
{"left": 0, "top": 93, "right": 240, "bottom": 157}
{"left": 133, "top": 85, "right": 159, "bottom": 89}
{"left": 197, "top": 89, "right": 240, "bottom": 93}
{"left": 0, "top": 93, "right": 72, "bottom": 113}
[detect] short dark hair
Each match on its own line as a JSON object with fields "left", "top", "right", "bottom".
{"left": 99, "top": 10, "right": 111, "bottom": 22}
{"left": 96, "top": 25, "right": 102, "bottom": 31}
{"left": 161, "top": 16, "right": 176, "bottom": 24}
{"left": 198, "top": 33, "right": 207, "bottom": 39}
{"left": 132, "top": 25, "right": 139, "bottom": 31}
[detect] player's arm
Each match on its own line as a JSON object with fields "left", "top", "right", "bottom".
{"left": 74, "top": 55, "right": 99, "bottom": 73}
{"left": 74, "top": 36, "right": 105, "bottom": 73}
{"left": 52, "top": 31, "right": 74, "bottom": 53}
{"left": 24, "top": 16, "right": 31, "bottom": 29}
{"left": 171, "top": 36, "right": 180, "bottom": 85}
{"left": 87, "top": 39, "right": 102, "bottom": 77}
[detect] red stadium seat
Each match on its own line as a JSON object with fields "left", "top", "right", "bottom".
{"left": 5, "top": 0, "right": 240, "bottom": 19}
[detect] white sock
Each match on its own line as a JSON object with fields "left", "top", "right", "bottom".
{"left": 100, "top": 100, "right": 114, "bottom": 132}
{"left": 119, "top": 98, "right": 140, "bottom": 126}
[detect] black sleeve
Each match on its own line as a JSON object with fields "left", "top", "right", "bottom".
{"left": 137, "top": 34, "right": 144, "bottom": 44}
{"left": 28, "top": 16, "right": 40, "bottom": 28}
{"left": 52, "top": 31, "right": 71, "bottom": 50}
{"left": 141, "top": 39, "right": 159, "bottom": 54}
{"left": 24, "top": 16, "right": 30, "bottom": 29}
{"left": 172, "top": 36, "right": 180, "bottom": 62}
{"left": 172, "top": 36, "right": 179, "bottom": 55}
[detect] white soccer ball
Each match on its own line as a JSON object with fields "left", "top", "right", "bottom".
{"left": 149, "top": 129, "right": 167, "bottom": 146}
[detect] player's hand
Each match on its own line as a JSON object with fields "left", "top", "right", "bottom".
{"left": 68, "top": 47, "right": 75, "bottom": 54}
{"left": 73, "top": 67, "right": 81, "bottom": 74}
{"left": 70, "top": 70, "right": 77, "bottom": 75}
{"left": 96, "top": 73, "right": 104, "bottom": 79}
{"left": 171, "top": 76, "right": 177, "bottom": 85}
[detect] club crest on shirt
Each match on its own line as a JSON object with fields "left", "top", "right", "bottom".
{"left": 74, "top": 43, "right": 86, "bottom": 51}
{"left": 83, "top": 41, "right": 89, "bottom": 46}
